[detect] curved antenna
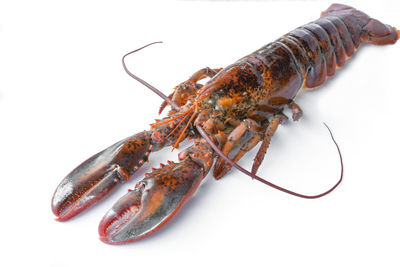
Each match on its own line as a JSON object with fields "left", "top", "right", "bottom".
{"left": 122, "top": 41, "right": 180, "bottom": 111}
{"left": 196, "top": 123, "right": 343, "bottom": 199}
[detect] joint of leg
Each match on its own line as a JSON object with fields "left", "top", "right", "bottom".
{"left": 288, "top": 101, "right": 303, "bottom": 121}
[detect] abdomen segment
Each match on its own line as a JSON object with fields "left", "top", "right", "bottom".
{"left": 279, "top": 3, "right": 398, "bottom": 89}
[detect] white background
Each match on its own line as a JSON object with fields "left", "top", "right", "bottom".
{"left": 1, "top": 0, "right": 399, "bottom": 266}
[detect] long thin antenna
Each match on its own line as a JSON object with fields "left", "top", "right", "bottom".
{"left": 196, "top": 123, "right": 343, "bottom": 199}
{"left": 122, "top": 42, "right": 180, "bottom": 111}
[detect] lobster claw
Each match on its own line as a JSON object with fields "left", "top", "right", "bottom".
{"left": 52, "top": 131, "right": 152, "bottom": 221}
{"left": 99, "top": 141, "right": 213, "bottom": 244}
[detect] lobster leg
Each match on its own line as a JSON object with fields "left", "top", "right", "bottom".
{"left": 188, "top": 67, "right": 222, "bottom": 82}
{"left": 172, "top": 67, "right": 222, "bottom": 106}
{"left": 288, "top": 100, "right": 303, "bottom": 121}
{"left": 214, "top": 98, "right": 302, "bottom": 179}
{"left": 247, "top": 101, "right": 301, "bottom": 174}
{"left": 213, "top": 119, "right": 264, "bottom": 179}
{"left": 213, "top": 134, "right": 262, "bottom": 179}
{"left": 159, "top": 67, "right": 222, "bottom": 114}
{"left": 251, "top": 117, "right": 282, "bottom": 175}
{"left": 98, "top": 139, "right": 214, "bottom": 244}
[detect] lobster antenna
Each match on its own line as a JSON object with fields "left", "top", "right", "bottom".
{"left": 196, "top": 123, "right": 343, "bottom": 199}
{"left": 122, "top": 41, "right": 180, "bottom": 111}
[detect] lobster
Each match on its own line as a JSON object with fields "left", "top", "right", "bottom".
{"left": 51, "top": 4, "right": 399, "bottom": 244}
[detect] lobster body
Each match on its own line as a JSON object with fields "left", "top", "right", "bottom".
{"left": 52, "top": 4, "right": 398, "bottom": 244}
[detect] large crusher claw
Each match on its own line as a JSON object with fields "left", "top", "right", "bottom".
{"left": 98, "top": 140, "right": 213, "bottom": 244}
